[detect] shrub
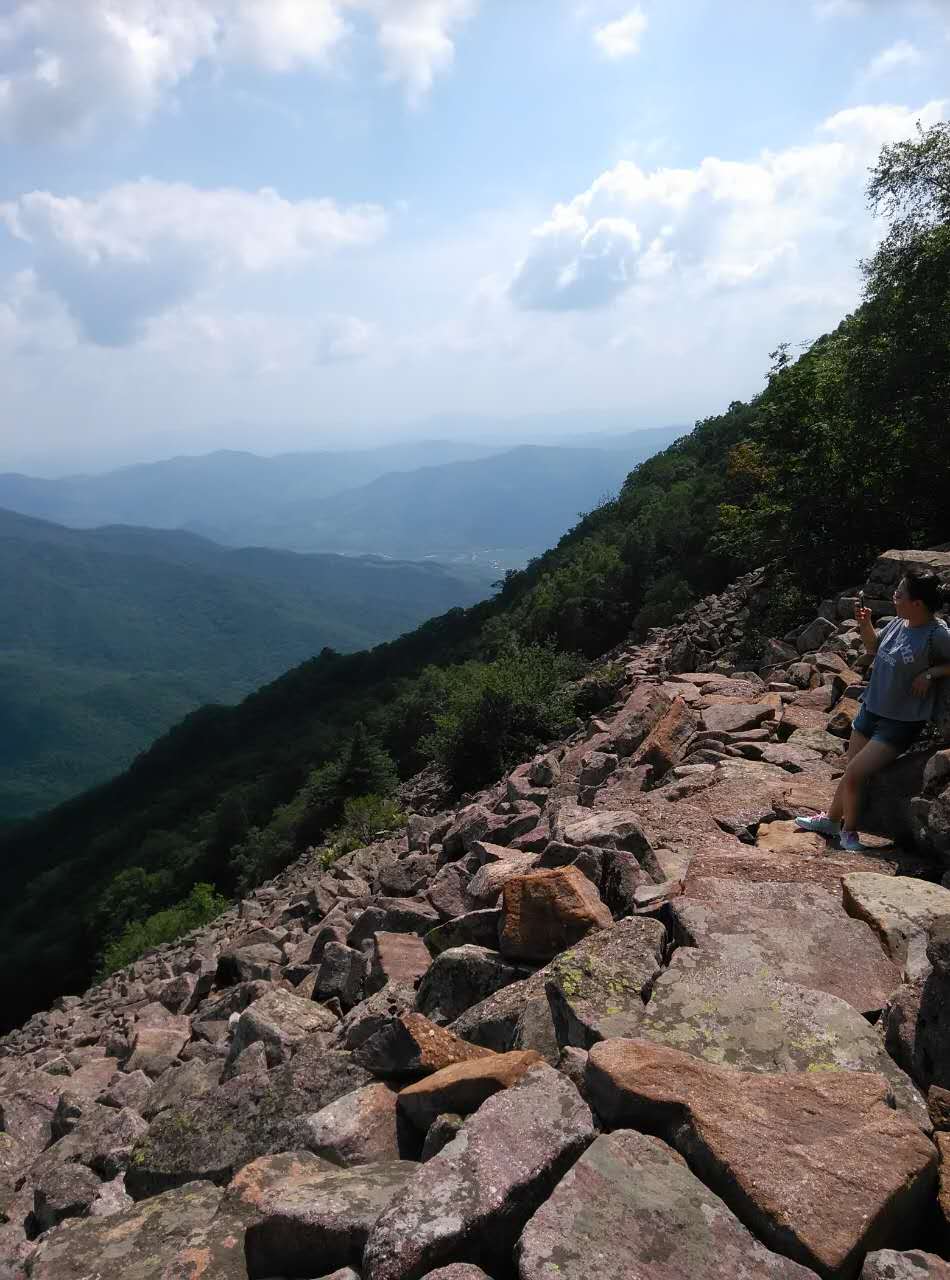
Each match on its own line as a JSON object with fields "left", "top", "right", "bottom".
{"left": 421, "top": 643, "right": 584, "bottom": 793}
{"left": 322, "top": 793, "right": 407, "bottom": 864}
{"left": 97, "top": 882, "right": 229, "bottom": 977}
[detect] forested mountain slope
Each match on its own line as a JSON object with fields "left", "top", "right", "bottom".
{"left": 0, "top": 123, "right": 946, "bottom": 1033}
{"left": 0, "top": 509, "right": 489, "bottom": 819}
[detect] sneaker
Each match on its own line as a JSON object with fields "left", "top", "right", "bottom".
{"left": 839, "top": 829, "right": 874, "bottom": 853}
{"left": 794, "top": 813, "right": 841, "bottom": 837}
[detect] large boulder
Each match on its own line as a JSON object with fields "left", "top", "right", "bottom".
{"left": 517, "top": 1128, "right": 817, "bottom": 1280}
{"left": 861, "top": 1253, "right": 950, "bottom": 1278}
{"left": 842, "top": 873, "right": 950, "bottom": 978}
{"left": 26, "top": 1180, "right": 227, "bottom": 1280}
{"left": 295, "top": 1083, "right": 403, "bottom": 1167}
{"left": 638, "top": 959, "right": 927, "bottom": 1129}
{"left": 353, "top": 1012, "right": 494, "bottom": 1079}
{"left": 498, "top": 866, "right": 613, "bottom": 963}
{"left": 362, "top": 1064, "right": 595, "bottom": 1280}
{"left": 125, "top": 1044, "right": 372, "bottom": 1197}
{"left": 227, "top": 987, "right": 338, "bottom": 1067}
{"left": 632, "top": 696, "right": 698, "bottom": 777}
{"left": 544, "top": 916, "right": 666, "bottom": 1049}
{"left": 587, "top": 1039, "right": 937, "bottom": 1278}
{"left": 244, "top": 1159, "right": 418, "bottom": 1278}
{"left": 415, "top": 946, "right": 529, "bottom": 1026}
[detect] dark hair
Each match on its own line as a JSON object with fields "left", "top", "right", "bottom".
{"left": 903, "top": 570, "right": 949, "bottom": 613}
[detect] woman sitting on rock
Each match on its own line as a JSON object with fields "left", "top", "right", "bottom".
{"left": 796, "top": 570, "right": 950, "bottom": 852}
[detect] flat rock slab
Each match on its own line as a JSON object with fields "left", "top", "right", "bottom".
{"left": 684, "top": 841, "right": 899, "bottom": 893}
{"left": 544, "top": 916, "right": 666, "bottom": 1049}
{"left": 861, "top": 1252, "right": 950, "bottom": 1278}
{"left": 223, "top": 1149, "right": 336, "bottom": 1224}
{"left": 397, "top": 1050, "right": 542, "bottom": 1133}
{"left": 26, "top": 1179, "right": 225, "bottom": 1280}
{"left": 701, "top": 702, "right": 776, "bottom": 734}
{"left": 670, "top": 886, "right": 901, "bottom": 1016}
{"left": 589, "top": 790, "right": 746, "bottom": 861}
{"left": 363, "top": 1064, "right": 595, "bottom": 1280}
{"left": 842, "top": 874, "right": 950, "bottom": 975}
{"left": 587, "top": 1039, "right": 937, "bottom": 1278}
{"left": 639, "top": 959, "right": 927, "bottom": 1129}
{"left": 244, "top": 1159, "right": 418, "bottom": 1278}
{"left": 517, "top": 1128, "right": 818, "bottom": 1280}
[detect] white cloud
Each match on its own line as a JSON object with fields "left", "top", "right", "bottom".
{"left": 359, "top": 0, "right": 477, "bottom": 107}
{"left": 509, "top": 100, "right": 947, "bottom": 312}
{"left": 866, "top": 40, "right": 923, "bottom": 79}
{"left": 593, "top": 7, "right": 648, "bottom": 60}
{"left": 0, "top": 180, "right": 387, "bottom": 345}
{"left": 0, "top": 0, "right": 478, "bottom": 142}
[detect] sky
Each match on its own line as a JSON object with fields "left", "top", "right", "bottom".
{"left": 0, "top": 0, "right": 947, "bottom": 472}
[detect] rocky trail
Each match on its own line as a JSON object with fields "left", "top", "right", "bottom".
{"left": 3, "top": 547, "right": 950, "bottom": 1279}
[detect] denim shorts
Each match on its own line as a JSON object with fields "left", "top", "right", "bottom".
{"left": 852, "top": 705, "right": 926, "bottom": 751}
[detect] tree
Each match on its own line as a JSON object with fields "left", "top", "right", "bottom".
{"left": 338, "top": 722, "right": 398, "bottom": 799}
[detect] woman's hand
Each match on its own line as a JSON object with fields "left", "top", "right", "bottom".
{"left": 912, "top": 673, "right": 932, "bottom": 697}
{"left": 855, "top": 606, "right": 873, "bottom": 625}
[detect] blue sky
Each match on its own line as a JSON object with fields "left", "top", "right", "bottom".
{"left": 0, "top": 0, "right": 947, "bottom": 471}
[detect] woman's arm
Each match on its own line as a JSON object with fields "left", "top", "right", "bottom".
{"left": 912, "top": 663, "right": 950, "bottom": 696}
{"left": 856, "top": 605, "right": 878, "bottom": 654}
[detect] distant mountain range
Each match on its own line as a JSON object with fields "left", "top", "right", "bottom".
{"left": 0, "top": 508, "right": 489, "bottom": 820}
{"left": 0, "top": 428, "right": 684, "bottom": 567}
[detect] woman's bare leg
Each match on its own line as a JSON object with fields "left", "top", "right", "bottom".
{"left": 832, "top": 739, "right": 899, "bottom": 832}
{"left": 827, "top": 729, "right": 869, "bottom": 823}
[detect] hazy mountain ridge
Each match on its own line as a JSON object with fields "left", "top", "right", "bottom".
{"left": 0, "top": 429, "right": 684, "bottom": 566}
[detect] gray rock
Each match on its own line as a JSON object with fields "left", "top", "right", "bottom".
{"left": 861, "top": 1251, "right": 950, "bottom": 1278}
{"left": 639, "top": 958, "right": 928, "bottom": 1129}
{"left": 424, "top": 911, "right": 501, "bottom": 957}
{"left": 297, "top": 1083, "right": 402, "bottom": 1167}
{"left": 316, "top": 942, "right": 368, "bottom": 1010}
{"left": 229, "top": 988, "right": 339, "bottom": 1069}
{"left": 545, "top": 916, "right": 667, "bottom": 1049}
{"left": 25, "top": 1180, "right": 225, "bottom": 1279}
{"left": 244, "top": 1159, "right": 418, "bottom": 1277}
{"left": 362, "top": 1064, "right": 595, "bottom": 1280}
{"left": 32, "top": 1161, "right": 103, "bottom": 1233}
{"left": 517, "top": 1128, "right": 817, "bottom": 1279}
{"left": 421, "top": 1113, "right": 465, "bottom": 1162}
{"left": 415, "top": 945, "right": 530, "bottom": 1026}
{"left": 141, "top": 1058, "right": 220, "bottom": 1120}
{"left": 126, "top": 1044, "right": 372, "bottom": 1197}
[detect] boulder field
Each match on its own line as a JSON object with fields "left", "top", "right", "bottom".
{"left": 2, "top": 547, "right": 950, "bottom": 1279}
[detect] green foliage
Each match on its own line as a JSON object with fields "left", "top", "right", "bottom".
{"left": 420, "top": 643, "right": 585, "bottom": 792}
{"left": 97, "top": 883, "right": 229, "bottom": 978}
{"left": 323, "top": 794, "right": 408, "bottom": 860}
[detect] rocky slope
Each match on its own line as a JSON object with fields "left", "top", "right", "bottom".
{"left": 2, "top": 547, "right": 950, "bottom": 1279}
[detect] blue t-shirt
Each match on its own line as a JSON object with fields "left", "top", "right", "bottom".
{"left": 864, "top": 617, "right": 950, "bottom": 722}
